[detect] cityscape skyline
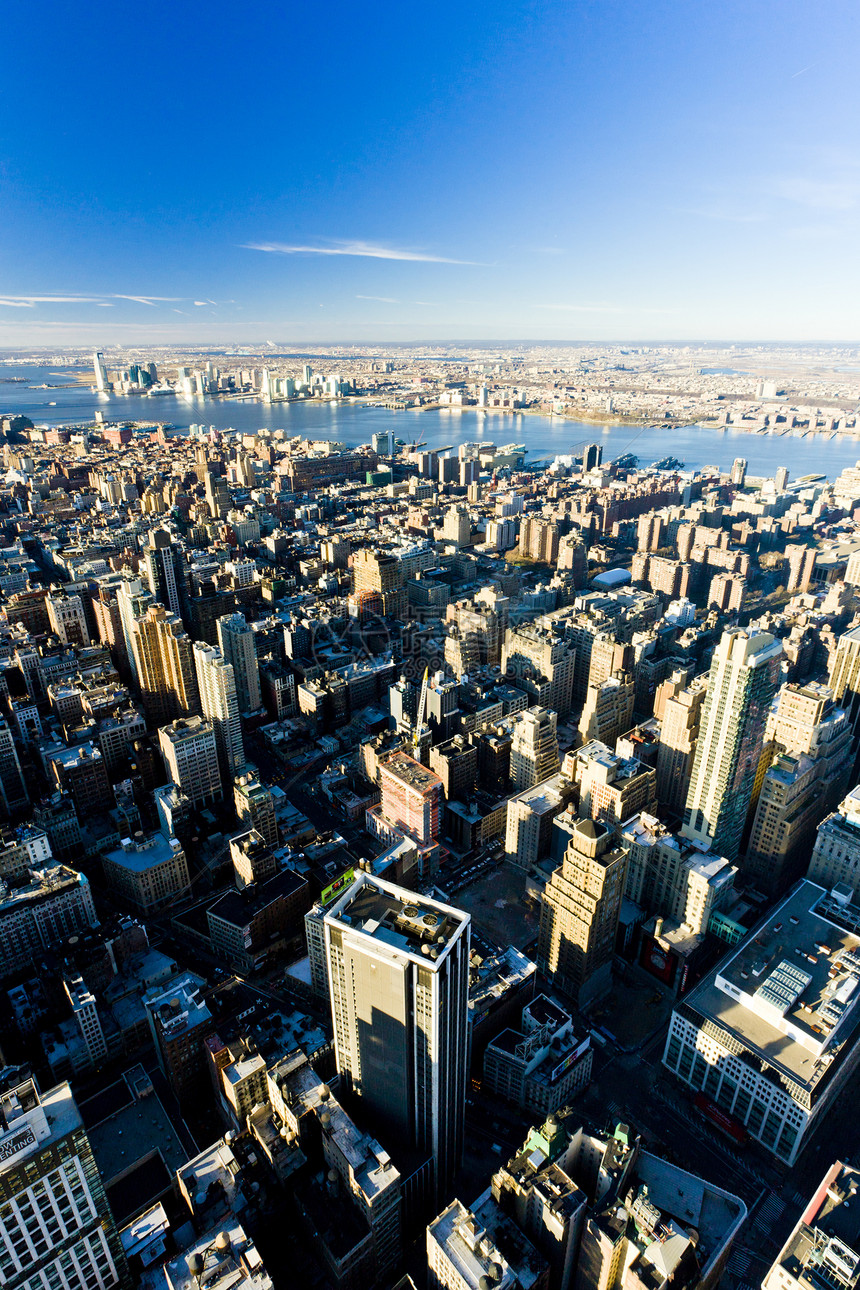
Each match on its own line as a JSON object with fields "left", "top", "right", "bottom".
{"left": 2, "top": 1, "right": 858, "bottom": 345}
{"left": 4, "top": 3, "right": 860, "bottom": 1289}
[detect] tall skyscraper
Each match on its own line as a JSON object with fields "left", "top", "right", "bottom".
{"left": 501, "top": 622, "right": 576, "bottom": 717}
{"left": 0, "top": 1074, "right": 127, "bottom": 1290}
{"left": 509, "top": 706, "right": 560, "bottom": 790}
{"left": 324, "top": 873, "right": 470, "bottom": 1197}
{"left": 538, "top": 817, "right": 628, "bottom": 1008}
{"left": 159, "top": 716, "right": 222, "bottom": 807}
{"left": 352, "top": 549, "right": 406, "bottom": 619}
{"left": 377, "top": 751, "right": 443, "bottom": 845}
{"left": 115, "top": 575, "right": 154, "bottom": 685}
{"left": 655, "top": 675, "right": 708, "bottom": 816}
{"left": 744, "top": 682, "right": 854, "bottom": 895}
{"left": 204, "top": 469, "right": 231, "bottom": 519}
{"left": 731, "top": 457, "right": 748, "bottom": 486}
{"left": 234, "top": 771, "right": 278, "bottom": 847}
{"left": 92, "top": 351, "right": 109, "bottom": 392}
{"left": 217, "top": 613, "right": 262, "bottom": 714}
{"left": 130, "top": 605, "right": 200, "bottom": 726}
{"left": 829, "top": 624, "right": 860, "bottom": 768}
{"left": 680, "top": 628, "right": 783, "bottom": 862}
{"left": 0, "top": 718, "right": 28, "bottom": 817}
{"left": 194, "top": 642, "right": 245, "bottom": 780}
{"left": 808, "top": 786, "right": 860, "bottom": 890}
{"left": 144, "top": 529, "right": 187, "bottom": 621}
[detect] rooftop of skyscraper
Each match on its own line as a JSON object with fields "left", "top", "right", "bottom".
{"left": 381, "top": 750, "right": 443, "bottom": 795}
{"left": 325, "top": 873, "right": 468, "bottom": 960}
{"left": 682, "top": 880, "right": 860, "bottom": 1089}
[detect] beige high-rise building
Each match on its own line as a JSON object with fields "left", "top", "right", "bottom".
{"left": 586, "top": 636, "right": 631, "bottom": 691}
{"left": 828, "top": 623, "right": 860, "bottom": 763}
{"left": 623, "top": 813, "right": 735, "bottom": 936}
{"left": 217, "top": 613, "right": 262, "bottom": 714}
{"left": 808, "top": 786, "right": 860, "bottom": 890}
{"left": 509, "top": 706, "right": 560, "bottom": 791}
{"left": 46, "top": 592, "right": 91, "bottom": 648}
{"left": 159, "top": 716, "right": 222, "bottom": 807}
{"left": 351, "top": 548, "right": 406, "bottom": 618}
{"left": 655, "top": 675, "right": 707, "bottom": 816}
{"left": 234, "top": 771, "right": 278, "bottom": 847}
{"left": 745, "top": 753, "right": 825, "bottom": 896}
{"left": 194, "top": 641, "right": 245, "bottom": 781}
{"left": 501, "top": 622, "right": 576, "bottom": 717}
{"left": 569, "top": 741, "right": 657, "bottom": 827}
{"left": 744, "top": 682, "right": 854, "bottom": 896}
{"left": 130, "top": 604, "right": 200, "bottom": 726}
{"left": 440, "top": 504, "right": 471, "bottom": 547}
{"left": 537, "top": 816, "right": 628, "bottom": 1008}
{"left": 517, "top": 516, "right": 560, "bottom": 564}
{"left": 505, "top": 772, "right": 575, "bottom": 870}
{"left": 578, "top": 672, "right": 635, "bottom": 749}
{"left": 681, "top": 629, "right": 783, "bottom": 862}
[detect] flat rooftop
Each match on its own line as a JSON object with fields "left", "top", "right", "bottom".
{"left": 103, "top": 835, "right": 183, "bottom": 873}
{"left": 381, "top": 751, "right": 443, "bottom": 795}
{"left": 682, "top": 881, "right": 860, "bottom": 1090}
{"left": 326, "top": 873, "right": 469, "bottom": 961}
{"left": 82, "top": 1071, "right": 188, "bottom": 1217}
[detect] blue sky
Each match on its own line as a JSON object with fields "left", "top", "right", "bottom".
{"left": 1, "top": 0, "right": 857, "bottom": 345}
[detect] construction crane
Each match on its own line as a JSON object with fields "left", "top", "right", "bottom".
{"left": 413, "top": 667, "right": 430, "bottom": 751}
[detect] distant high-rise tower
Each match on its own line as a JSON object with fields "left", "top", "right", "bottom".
{"left": 144, "top": 529, "right": 187, "bottom": 621}
{"left": 583, "top": 443, "right": 603, "bottom": 471}
{"left": 731, "top": 457, "right": 748, "bottom": 486}
{"left": 194, "top": 642, "right": 245, "bottom": 781}
{"left": 131, "top": 604, "right": 200, "bottom": 727}
{"left": 217, "top": 613, "right": 262, "bottom": 714}
{"left": 204, "top": 469, "right": 230, "bottom": 519}
{"left": 0, "top": 1073, "right": 127, "bottom": 1290}
{"left": 510, "top": 706, "right": 560, "bottom": 790}
{"left": 92, "top": 351, "right": 109, "bottom": 392}
{"left": 681, "top": 628, "right": 783, "bottom": 862}
{"left": 655, "top": 675, "right": 708, "bottom": 816}
{"left": 324, "top": 873, "right": 470, "bottom": 1198}
{"left": 116, "top": 575, "right": 154, "bottom": 685}
{"left": 538, "top": 816, "right": 628, "bottom": 1008}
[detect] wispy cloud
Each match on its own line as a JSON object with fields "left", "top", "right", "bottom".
{"left": 790, "top": 61, "right": 818, "bottom": 78}
{"left": 0, "top": 295, "right": 106, "bottom": 307}
{"left": 111, "top": 294, "right": 184, "bottom": 305}
{"left": 356, "top": 294, "right": 400, "bottom": 303}
{"left": 243, "top": 239, "right": 483, "bottom": 264}
{"left": 0, "top": 292, "right": 219, "bottom": 309}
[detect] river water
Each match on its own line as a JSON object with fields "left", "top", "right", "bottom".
{"left": 1, "top": 364, "right": 858, "bottom": 481}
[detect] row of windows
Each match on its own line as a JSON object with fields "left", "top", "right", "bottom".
{"left": 665, "top": 1033, "right": 803, "bottom": 1160}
